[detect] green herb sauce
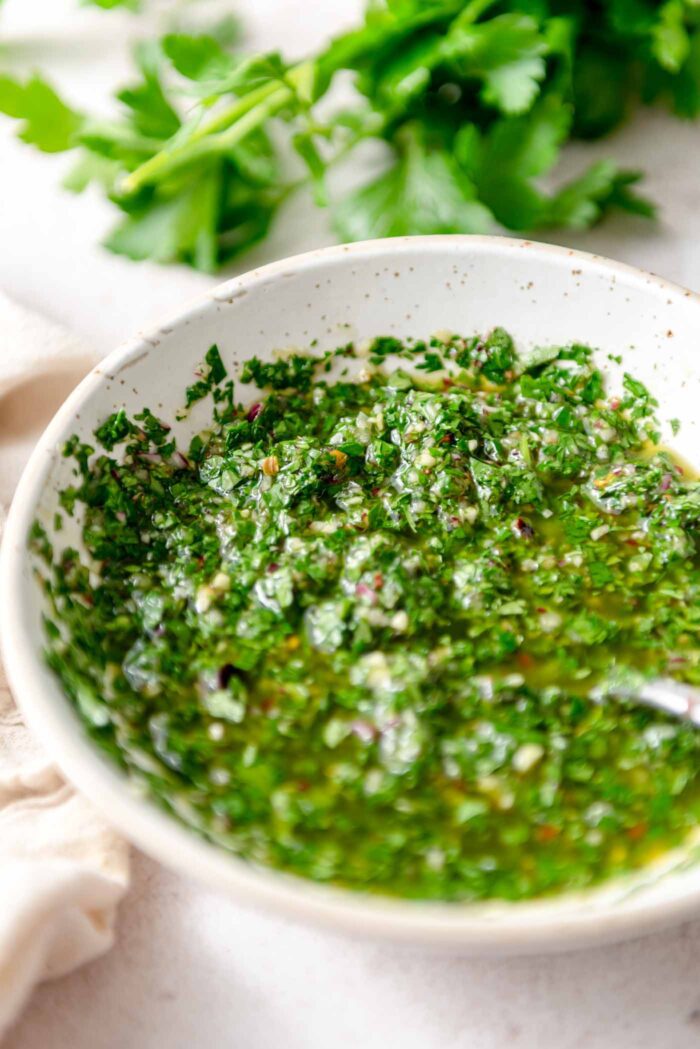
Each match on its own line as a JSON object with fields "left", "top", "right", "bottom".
{"left": 37, "top": 331, "right": 700, "bottom": 901}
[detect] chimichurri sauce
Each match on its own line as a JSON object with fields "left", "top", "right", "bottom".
{"left": 36, "top": 331, "right": 700, "bottom": 902}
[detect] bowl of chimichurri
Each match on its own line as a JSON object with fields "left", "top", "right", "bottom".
{"left": 3, "top": 237, "right": 700, "bottom": 953}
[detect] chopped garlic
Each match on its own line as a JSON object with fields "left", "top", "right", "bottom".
{"left": 539, "top": 611, "right": 562, "bottom": 632}
{"left": 416, "top": 450, "right": 437, "bottom": 468}
{"left": 195, "top": 586, "right": 215, "bottom": 614}
{"left": 512, "top": 743, "right": 544, "bottom": 773}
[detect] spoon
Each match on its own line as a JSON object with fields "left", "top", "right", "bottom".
{"left": 590, "top": 669, "right": 700, "bottom": 727}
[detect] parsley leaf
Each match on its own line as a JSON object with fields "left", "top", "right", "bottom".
{"left": 443, "top": 14, "right": 548, "bottom": 116}
{"left": 184, "top": 345, "right": 229, "bottom": 407}
{"left": 241, "top": 355, "right": 317, "bottom": 392}
{"left": 334, "top": 126, "right": 493, "bottom": 241}
{"left": 161, "top": 33, "right": 236, "bottom": 82}
{"left": 1, "top": 0, "right": 697, "bottom": 268}
{"left": 0, "top": 74, "right": 82, "bottom": 152}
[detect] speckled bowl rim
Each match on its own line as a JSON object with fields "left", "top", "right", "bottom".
{"left": 3, "top": 235, "right": 700, "bottom": 954}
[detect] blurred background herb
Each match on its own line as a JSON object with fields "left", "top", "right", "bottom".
{"left": 1, "top": 0, "right": 698, "bottom": 271}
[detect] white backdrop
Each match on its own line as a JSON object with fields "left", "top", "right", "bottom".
{"left": 3, "top": 2, "right": 700, "bottom": 1046}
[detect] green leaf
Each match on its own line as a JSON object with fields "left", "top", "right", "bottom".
{"left": 368, "top": 32, "right": 443, "bottom": 116}
{"left": 116, "top": 43, "right": 181, "bottom": 140}
{"left": 161, "top": 33, "right": 236, "bottom": 83}
{"left": 185, "top": 52, "right": 290, "bottom": 101}
{"left": 333, "top": 128, "right": 493, "bottom": 241}
{"left": 543, "top": 160, "right": 654, "bottom": 229}
{"left": 229, "top": 128, "right": 280, "bottom": 186}
{"left": 442, "top": 14, "right": 548, "bottom": 114}
{"left": 292, "top": 131, "right": 328, "bottom": 205}
{"left": 484, "top": 93, "right": 572, "bottom": 180}
{"left": 670, "top": 31, "right": 700, "bottom": 115}
{"left": 0, "top": 74, "right": 82, "bottom": 152}
{"left": 0, "top": 0, "right": 674, "bottom": 269}
{"left": 77, "top": 119, "right": 163, "bottom": 163}
{"left": 653, "top": 0, "right": 691, "bottom": 73}
{"left": 105, "top": 166, "right": 221, "bottom": 271}
{"left": 468, "top": 93, "right": 572, "bottom": 228}
{"left": 216, "top": 182, "right": 281, "bottom": 266}
{"left": 608, "top": 0, "right": 658, "bottom": 37}
{"left": 572, "top": 44, "right": 632, "bottom": 139}
{"left": 63, "top": 151, "right": 121, "bottom": 193}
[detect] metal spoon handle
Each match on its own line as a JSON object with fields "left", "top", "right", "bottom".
{"left": 595, "top": 674, "right": 700, "bottom": 726}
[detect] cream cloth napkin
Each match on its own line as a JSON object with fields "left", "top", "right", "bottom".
{"left": 0, "top": 292, "right": 129, "bottom": 1037}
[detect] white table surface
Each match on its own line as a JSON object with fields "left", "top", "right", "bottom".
{"left": 4, "top": 2, "right": 700, "bottom": 1045}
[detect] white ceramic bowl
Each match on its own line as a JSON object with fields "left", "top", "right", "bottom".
{"left": 3, "top": 236, "right": 700, "bottom": 955}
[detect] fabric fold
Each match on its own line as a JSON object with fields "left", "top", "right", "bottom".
{"left": 0, "top": 291, "right": 129, "bottom": 1037}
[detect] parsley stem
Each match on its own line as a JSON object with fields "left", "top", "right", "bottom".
{"left": 121, "top": 61, "right": 316, "bottom": 194}
{"left": 121, "top": 80, "right": 286, "bottom": 193}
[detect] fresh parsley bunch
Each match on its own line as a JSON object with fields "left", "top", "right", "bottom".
{"left": 2, "top": 0, "right": 699, "bottom": 270}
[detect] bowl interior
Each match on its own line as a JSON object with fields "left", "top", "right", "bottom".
{"left": 4, "top": 236, "right": 700, "bottom": 952}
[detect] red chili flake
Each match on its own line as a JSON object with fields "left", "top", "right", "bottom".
{"left": 609, "top": 397, "right": 621, "bottom": 410}
{"left": 246, "top": 402, "right": 263, "bottom": 422}
{"left": 295, "top": 779, "right": 311, "bottom": 793}
{"left": 627, "top": 822, "right": 648, "bottom": 841}
{"left": 536, "top": 825, "right": 559, "bottom": 843}
{"left": 442, "top": 377, "right": 455, "bottom": 389}
{"left": 267, "top": 562, "right": 279, "bottom": 573}
{"left": 517, "top": 652, "right": 534, "bottom": 669}
{"left": 535, "top": 606, "right": 546, "bottom": 614}
{"left": 675, "top": 465, "right": 684, "bottom": 476}
{"left": 371, "top": 486, "right": 381, "bottom": 497}
{"left": 625, "top": 538, "right": 639, "bottom": 547}
{"left": 439, "top": 433, "right": 455, "bottom": 444}
{"left": 197, "top": 555, "right": 205, "bottom": 567}
{"left": 373, "top": 572, "right": 384, "bottom": 590}
{"left": 514, "top": 517, "right": 535, "bottom": 539}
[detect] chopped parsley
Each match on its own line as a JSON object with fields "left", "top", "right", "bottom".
{"left": 36, "top": 331, "right": 700, "bottom": 902}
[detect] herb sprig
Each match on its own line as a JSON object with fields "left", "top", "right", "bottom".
{"left": 3, "top": 0, "right": 700, "bottom": 269}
